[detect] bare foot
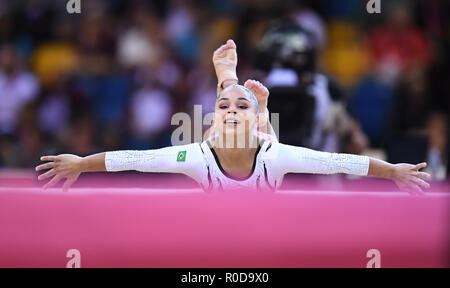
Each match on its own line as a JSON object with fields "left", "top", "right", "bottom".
{"left": 212, "top": 39, "right": 238, "bottom": 87}
{"left": 244, "top": 79, "right": 269, "bottom": 110}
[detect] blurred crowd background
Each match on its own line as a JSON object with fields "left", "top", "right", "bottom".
{"left": 0, "top": 0, "right": 449, "bottom": 181}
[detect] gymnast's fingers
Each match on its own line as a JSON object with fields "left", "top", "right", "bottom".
{"left": 35, "top": 162, "right": 56, "bottom": 172}
{"left": 38, "top": 169, "right": 56, "bottom": 181}
{"left": 43, "top": 175, "right": 63, "bottom": 190}
{"left": 40, "top": 156, "right": 59, "bottom": 162}
{"left": 62, "top": 178, "right": 76, "bottom": 193}
{"left": 408, "top": 183, "right": 424, "bottom": 196}
{"left": 415, "top": 171, "right": 431, "bottom": 180}
{"left": 414, "top": 162, "right": 427, "bottom": 170}
{"left": 411, "top": 177, "right": 430, "bottom": 190}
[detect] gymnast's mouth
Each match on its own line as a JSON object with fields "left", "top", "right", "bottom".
{"left": 224, "top": 119, "right": 240, "bottom": 126}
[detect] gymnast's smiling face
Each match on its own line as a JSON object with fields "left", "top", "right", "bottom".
{"left": 214, "top": 85, "right": 259, "bottom": 138}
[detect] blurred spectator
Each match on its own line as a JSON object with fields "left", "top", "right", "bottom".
{"left": 37, "top": 79, "right": 70, "bottom": 136}
{"left": 323, "top": 0, "right": 361, "bottom": 20}
{"left": 187, "top": 39, "right": 221, "bottom": 115}
{"left": 117, "top": 6, "right": 162, "bottom": 69}
{"left": 78, "top": 73, "right": 130, "bottom": 127}
{"left": 350, "top": 1, "right": 433, "bottom": 150}
{"left": 426, "top": 113, "right": 447, "bottom": 180}
{"left": 15, "top": 102, "right": 45, "bottom": 167}
{"left": 78, "top": 12, "right": 116, "bottom": 74}
{"left": 165, "top": 0, "right": 200, "bottom": 64}
{"left": 368, "top": 1, "right": 431, "bottom": 83}
{"left": 323, "top": 21, "right": 369, "bottom": 86}
{"left": 381, "top": 68, "right": 430, "bottom": 167}
{"left": 62, "top": 114, "right": 98, "bottom": 156}
{"left": 290, "top": 3, "right": 327, "bottom": 49}
{"left": 127, "top": 66, "right": 174, "bottom": 150}
{"left": 31, "top": 18, "right": 79, "bottom": 89}
{"left": 349, "top": 75, "right": 395, "bottom": 148}
{"left": 187, "top": 61, "right": 216, "bottom": 117}
{"left": 0, "top": 44, "right": 40, "bottom": 135}
{"left": 390, "top": 68, "right": 431, "bottom": 136}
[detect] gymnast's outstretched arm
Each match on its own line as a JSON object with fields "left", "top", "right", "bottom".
{"left": 35, "top": 144, "right": 206, "bottom": 191}
{"left": 265, "top": 143, "right": 431, "bottom": 195}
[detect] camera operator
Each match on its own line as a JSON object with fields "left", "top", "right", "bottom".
{"left": 255, "top": 21, "right": 368, "bottom": 154}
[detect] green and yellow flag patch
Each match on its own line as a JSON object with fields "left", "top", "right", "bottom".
{"left": 177, "top": 151, "right": 186, "bottom": 162}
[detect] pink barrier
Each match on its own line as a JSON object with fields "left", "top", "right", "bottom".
{"left": 0, "top": 188, "right": 449, "bottom": 268}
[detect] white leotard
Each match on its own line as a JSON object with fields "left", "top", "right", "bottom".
{"left": 104, "top": 138, "right": 370, "bottom": 192}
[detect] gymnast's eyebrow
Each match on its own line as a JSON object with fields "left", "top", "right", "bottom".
{"left": 217, "top": 97, "right": 250, "bottom": 103}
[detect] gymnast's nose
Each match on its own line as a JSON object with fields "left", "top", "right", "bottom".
{"left": 227, "top": 108, "right": 237, "bottom": 114}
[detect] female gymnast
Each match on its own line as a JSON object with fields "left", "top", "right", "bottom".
{"left": 35, "top": 40, "right": 431, "bottom": 194}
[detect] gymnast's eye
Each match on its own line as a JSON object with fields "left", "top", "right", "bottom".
{"left": 219, "top": 105, "right": 228, "bottom": 109}
{"left": 238, "top": 105, "right": 248, "bottom": 109}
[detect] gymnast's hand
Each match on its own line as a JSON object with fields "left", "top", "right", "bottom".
{"left": 35, "top": 154, "right": 83, "bottom": 192}
{"left": 212, "top": 39, "right": 238, "bottom": 90}
{"left": 391, "top": 162, "right": 431, "bottom": 196}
